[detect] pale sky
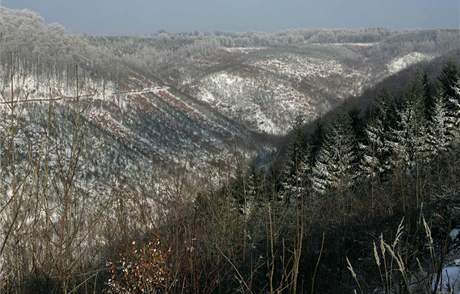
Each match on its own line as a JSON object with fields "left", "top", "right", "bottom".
{"left": 4, "top": 0, "right": 460, "bottom": 35}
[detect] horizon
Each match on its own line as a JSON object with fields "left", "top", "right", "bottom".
{"left": 3, "top": 0, "right": 459, "bottom": 35}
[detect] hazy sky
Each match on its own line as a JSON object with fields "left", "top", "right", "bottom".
{"left": 4, "top": 0, "right": 460, "bottom": 35}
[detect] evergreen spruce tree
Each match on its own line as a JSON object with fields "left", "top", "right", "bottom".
{"left": 411, "top": 71, "right": 430, "bottom": 120}
{"left": 438, "top": 64, "right": 460, "bottom": 138}
{"left": 241, "top": 167, "right": 258, "bottom": 216}
{"left": 446, "top": 84, "right": 460, "bottom": 139}
{"left": 280, "top": 156, "right": 310, "bottom": 202}
{"left": 349, "top": 109, "right": 366, "bottom": 144}
{"left": 388, "top": 76, "right": 432, "bottom": 172}
{"left": 286, "top": 115, "right": 307, "bottom": 170}
{"left": 232, "top": 161, "right": 249, "bottom": 213}
{"left": 439, "top": 62, "right": 459, "bottom": 100}
{"left": 360, "top": 116, "right": 388, "bottom": 179}
{"left": 349, "top": 109, "right": 367, "bottom": 176}
{"left": 360, "top": 92, "right": 395, "bottom": 179}
{"left": 233, "top": 162, "right": 265, "bottom": 216}
{"left": 422, "top": 71, "right": 435, "bottom": 120}
{"left": 246, "top": 164, "right": 260, "bottom": 201}
{"left": 311, "top": 115, "right": 357, "bottom": 194}
{"left": 280, "top": 115, "right": 309, "bottom": 202}
{"left": 309, "top": 122, "right": 325, "bottom": 164}
{"left": 426, "top": 95, "right": 452, "bottom": 157}
{"left": 387, "top": 98, "right": 418, "bottom": 171}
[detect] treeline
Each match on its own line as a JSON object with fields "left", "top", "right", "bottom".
{"left": 117, "top": 27, "right": 456, "bottom": 49}
{"left": 0, "top": 7, "right": 130, "bottom": 86}
{"left": 86, "top": 29, "right": 460, "bottom": 87}
{"left": 272, "top": 63, "right": 459, "bottom": 208}
{"left": 2, "top": 6, "right": 459, "bottom": 90}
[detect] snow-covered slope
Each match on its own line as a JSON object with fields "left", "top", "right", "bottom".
{"left": 0, "top": 67, "right": 262, "bottom": 199}
{"left": 388, "top": 52, "right": 434, "bottom": 74}
{"left": 194, "top": 70, "right": 323, "bottom": 134}
{"left": 1, "top": 5, "right": 459, "bottom": 183}
{"left": 188, "top": 50, "right": 368, "bottom": 135}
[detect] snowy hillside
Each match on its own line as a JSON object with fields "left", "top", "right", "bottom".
{"left": 388, "top": 52, "right": 434, "bottom": 74}
{"left": 0, "top": 66, "right": 261, "bottom": 199}
{"left": 0, "top": 6, "right": 459, "bottom": 180}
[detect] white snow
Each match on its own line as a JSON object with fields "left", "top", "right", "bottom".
{"left": 312, "top": 42, "right": 378, "bottom": 47}
{"left": 196, "top": 71, "right": 319, "bottom": 135}
{"left": 197, "top": 88, "right": 216, "bottom": 103}
{"left": 450, "top": 228, "right": 460, "bottom": 242}
{"left": 224, "top": 47, "right": 266, "bottom": 54}
{"left": 252, "top": 55, "right": 346, "bottom": 81}
{"left": 432, "top": 265, "right": 460, "bottom": 294}
{"left": 388, "top": 52, "right": 433, "bottom": 74}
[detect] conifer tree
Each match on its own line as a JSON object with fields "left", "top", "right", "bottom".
{"left": 411, "top": 71, "right": 430, "bottom": 120}
{"left": 240, "top": 167, "right": 259, "bottom": 216}
{"left": 280, "top": 154, "right": 310, "bottom": 202}
{"left": 349, "top": 109, "right": 366, "bottom": 173}
{"left": 438, "top": 64, "right": 460, "bottom": 139}
{"left": 285, "top": 115, "right": 307, "bottom": 172}
{"left": 248, "top": 163, "right": 264, "bottom": 201}
{"left": 232, "top": 160, "right": 255, "bottom": 215}
{"left": 387, "top": 99, "right": 417, "bottom": 171}
{"left": 446, "top": 84, "right": 460, "bottom": 139}
{"left": 388, "top": 77, "right": 432, "bottom": 171}
{"left": 360, "top": 93, "right": 395, "bottom": 179}
{"left": 280, "top": 115, "right": 309, "bottom": 202}
{"left": 309, "top": 122, "right": 325, "bottom": 163}
{"left": 439, "top": 62, "right": 459, "bottom": 100}
{"left": 422, "top": 71, "right": 435, "bottom": 121}
{"left": 360, "top": 116, "right": 387, "bottom": 179}
{"left": 311, "top": 115, "right": 357, "bottom": 194}
{"left": 426, "top": 95, "right": 452, "bottom": 158}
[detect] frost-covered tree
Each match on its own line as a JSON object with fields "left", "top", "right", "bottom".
{"left": 425, "top": 96, "right": 454, "bottom": 158}
{"left": 386, "top": 75, "right": 435, "bottom": 172}
{"left": 309, "top": 122, "right": 325, "bottom": 163}
{"left": 280, "top": 115, "right": 310, "bottom": 202}
{"left": 360, "top": 116, "right": 388, "bottom": 179}
{"left": 243, "top": 163, "right": 267, "bottom": 212}
{"left": 409, "top": 71, "right": 432, "bottom": 121}
{"left": 447, "top": 84, "right": 460, "bottom": 138}
{"left": 387, "top": 98, "right": 426, "bottom": 171}
{"left": 439, "top": 65, "right": 459, "bottom": 132}
{"left": 359, "top": 95, "right": 395, "bottom": 179}
{"left": 280, "top": 152, "right": 311, "bottom": 201}
{"left": 311, "top": 115, "right": 357, "bottom": 194}
{"left": 439, "top": 62, "right": 459, "bottom": 100}
{"left": 231, "top": 161, "right": 252, "bottom": 214}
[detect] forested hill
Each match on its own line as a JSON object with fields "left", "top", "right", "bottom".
{"left": 270, "top": 49, "right": 460, "bottom": 170}
{"left": 274, "top": 56, "right": 459, "bottom": 196}
{"left": 3, "top": 6, "right": 459, "bottom": 189}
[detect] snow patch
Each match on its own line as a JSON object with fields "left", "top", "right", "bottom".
{"left": 388, "top": 52, "right": 433, "bottom": 74}
{"left": 253, "top": 55, "right": 346, "bottom": 81}
{"left": 197, "top": 88, "right": 216, "bottom": 103}
{"left": 432, "top": 265, "right": 460, "bottom": 293}
{"left": 224, "top": 47, "right": 266, "bottom": 54}
{"left": 312, "top": 42, "right": 378, "bottom": 47}
{"left": 197, "top": 71, "right": 321, "bottom": 135}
